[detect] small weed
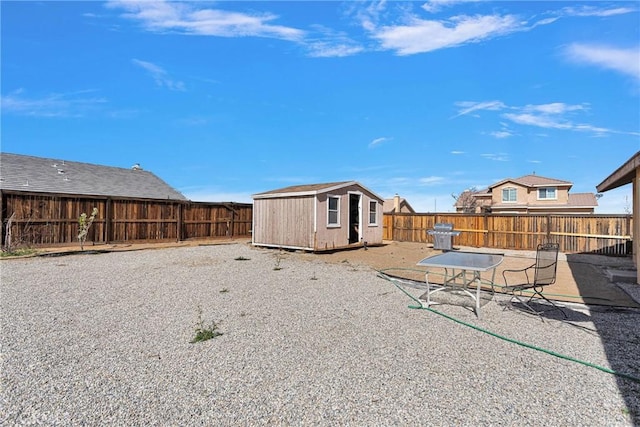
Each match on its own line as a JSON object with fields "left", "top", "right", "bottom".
{"left": 219, "top": 288, "right": 229, "bottom": 293}
{"left": 190, "top": 305, "right": 223, "bottom": 344}
{"left": 0, "top": 248, "right": 37, "bottom": 258}
{"left": 273, "top": 253, "right": 283, "bottom": 271}
{"left": 234, "top": 256, "right": 251, "bottom": 261}
{"left": 310, "top": 271, "right": 318, "bottom": 280}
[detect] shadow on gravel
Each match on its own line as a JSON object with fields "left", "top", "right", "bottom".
{"left": 566, "top": 253, "right": 640, "bottom": 424}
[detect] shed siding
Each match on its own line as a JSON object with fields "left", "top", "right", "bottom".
{"left": 253, "top": 196, "right": 315, "bottom": 249}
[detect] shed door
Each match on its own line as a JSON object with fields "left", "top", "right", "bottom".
{"left": 348, "top": 194, "right": 361, "bottom": 244}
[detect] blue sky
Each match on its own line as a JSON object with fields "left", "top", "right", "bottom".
{"left": 2, "top": 1, "right": 639, "bottom": 213}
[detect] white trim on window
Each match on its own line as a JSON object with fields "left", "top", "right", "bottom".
{"left": 502, "top": 187, "right": 517, "bottom": 203}
{"left": 327, "top": 195, "right": 340, "bottom": 227}
{"left": 368, "top": 200, "right": 378, "bottom": 226}
{"left": 537, "top": 187, "right": 557, "bottom": 200}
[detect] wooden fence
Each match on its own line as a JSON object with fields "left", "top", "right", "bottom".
{"left": 383, "top": 213, "right": 632, "bottom": 255}
{"left": 1, "top": 190, "right": 633, "bottom": 256}
{"left": 1, "top": 191, "right": 252, "bottom": 248}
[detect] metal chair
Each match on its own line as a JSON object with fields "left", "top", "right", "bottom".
{"left": 501, "top": 242, "right": 566, "bottom": 318}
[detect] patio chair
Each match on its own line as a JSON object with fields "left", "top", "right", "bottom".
{"left": 501, "top": 242, "right": 566, "bottom": 318}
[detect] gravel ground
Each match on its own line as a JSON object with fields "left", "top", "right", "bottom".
{"left": 2, "top": 243, "right": 639, "bottom": 426}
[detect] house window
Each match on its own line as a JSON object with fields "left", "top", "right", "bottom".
{"left": 328, "top": 196, "right": 340, "bottom": 226}
{"left": 502, "top": 187, "right": 517, "bottom": 202}
{"left": 369, "top": 201, "right": 378, "bottom": 225}
{"left": 538, "top": 187, "right": 557, "bottom": 200}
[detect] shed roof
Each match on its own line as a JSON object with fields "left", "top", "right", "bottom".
{"left": 596, "top": 151, "right": 640, "bottom": 192}
{"left": 253, "top": 181, "right": 383, "bottom": 201}
{"left": 0, "top": 152, "right": 187, "bottom": 201}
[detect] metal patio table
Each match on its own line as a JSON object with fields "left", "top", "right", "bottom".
{"left": 416, "top": 251, "right": 504, "bottom": 317}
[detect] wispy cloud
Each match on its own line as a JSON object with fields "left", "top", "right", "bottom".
{"left": 132, "top": 59, "right": 186, "bottom": 91}
{"left": 0, "top": 89, "right": 106, "bottom": 117}
{"left": 369, "top": 136, "right": 392, "bottom": 148}
{"left": 453, "top": 100, "right": 506, "bottom": 117}
{"left": 106, "top": 0, "right": 305, "bottom": 41}
{"left": 489, "top": 130, "right": 513, "bottom": 139}
{"left": 419, "top": 176, "right": 445, "bottom": 186}
{"left": 371, "top": 14, "right": 524, "bottom": 55}
{"left": 455, "top": 100, "right": 638, "bottom": 137}
{"left": 561, "top": 6, "right": 637, "bottom": 18}
{"left": 563, "top": 43, "right": 640, "bottom": 80}
{"left": 422, "top": 0, "right": 483, "bottom": 14}
{"left": 481, "top": 153, "right": 509, "bottom": 162}
{"left": 451, "top": 150, "right": 465, "bottom": 154}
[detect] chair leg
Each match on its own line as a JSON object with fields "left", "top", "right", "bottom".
{"left": 506, "top": 287, "right": 567, "bottom": 319}
{"left": 528, "top": 288, "right": 567, "bottom": 319}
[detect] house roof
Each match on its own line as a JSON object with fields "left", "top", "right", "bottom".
{"left": 596, "top": 151, "right": 640, "bottom": 193}
{"left": 383, "top": 197, "right": 416, "bottom": 213}
{"left": 489, "top": 174, "right": 573, "bottom": 189}
{"left": 0, "top": 152, "right": 187, "bottom": 201}
{"left": 253, "top": 181, "right": 383, "bottom": 201}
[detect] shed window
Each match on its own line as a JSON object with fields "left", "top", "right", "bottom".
{"left": 538, "top": 187, "right": 556, "bottom": 200}
{"left": 328, "top": 196, "right": 340, "bottom": 226}
{"left": 369, "top": 201, "right": 378, "bottom": 225}
{"left": 502, "top": 187, "right": 517, "bottom": 203}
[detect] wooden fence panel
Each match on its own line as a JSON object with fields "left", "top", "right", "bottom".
{"left": 383, "top": 213, "right": 632, "bottom": 255}
{"left": 182, "top": 202, "right": 252, "bottom": 240}
{"left": 1, "top": 191, "right": 252, "bottom": 248}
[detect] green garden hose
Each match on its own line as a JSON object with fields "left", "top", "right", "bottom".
{"left": 377, "top": 271, "right": 640, "bottom": 384}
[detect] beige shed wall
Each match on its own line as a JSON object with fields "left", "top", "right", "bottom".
{"left": 252, "top": 196, "right": 315, "bottom": 249}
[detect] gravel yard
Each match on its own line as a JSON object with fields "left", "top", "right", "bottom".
{"left": 2, "top": 243, "right": 639, "bottom": 425}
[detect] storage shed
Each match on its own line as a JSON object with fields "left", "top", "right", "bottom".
{"left": 252, "top": 181, "right": 384, "bottom": 251}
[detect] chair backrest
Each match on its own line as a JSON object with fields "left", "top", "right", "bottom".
{"left": 533, "top": 242, "right": 559, "bottom": 286}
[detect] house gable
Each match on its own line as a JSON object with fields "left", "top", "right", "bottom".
{"left": 457, "top": 174, "right": 596, "bottom": 213}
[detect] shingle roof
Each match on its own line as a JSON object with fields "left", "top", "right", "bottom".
{"left": 567, "top": 193, "right": 598, "bottom": 207}
{"left": 0, "top": 153, "right": 187, "bottom": 201}
{"left": 489, "top": 174, "right": 572, "bottom": 189}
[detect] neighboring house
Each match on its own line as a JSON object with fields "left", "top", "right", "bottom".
{"left": 383, "top": 194, "right": 416, "bottom": 214}
{"left": 252, "top": 181, "right": 384, "bottom": 252}
{"left": 455, "top": 174, "right": 598, "bottom": 214}
{"left": 0, "top": 152, "right": 187, "bottom": 201}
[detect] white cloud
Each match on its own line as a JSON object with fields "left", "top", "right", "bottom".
{"left": 106, "top": 0, "right": 305, "bottom": 41}
{"left": 454, "top": 99, "right": 637, "bottom": 137}
{"left": 419, "top": 176, "right": 445, "bottom": 185}
{"left": 132, "top": 59, "right": 186, "bottom": 91}
{"left": 453, "top": 100, "right": 506, "bottom": 117}
{"left": 502, "top": 112, "right": 572, "bottom": 130}
{"left": 562, "top": 6, "right": 637, "bottom": 18}
{"left": 490, "top": 130, "right": 513, "bottom": 139}
{"left": 450, "top": 150, "right": 465, "bottom": 154}
{"left": 372, "top": 14, "right": 523, "bottom": 55}
{"left": 422, "top": 0, "right": 482, "bottom": 14}
{"left": 0, "top": 89, "right": 106, "bottom": 117}
{"left": 523, "top": 102, "right": 588, "bottom": 115}
{"left": 564, "top": 43, "right": 640, "bottom": 80}
{"left": 369, "top": 136, "right": 392, "bottom": 148}
{"left": 481, "top": 153, "right": 509, "bottom": 161}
